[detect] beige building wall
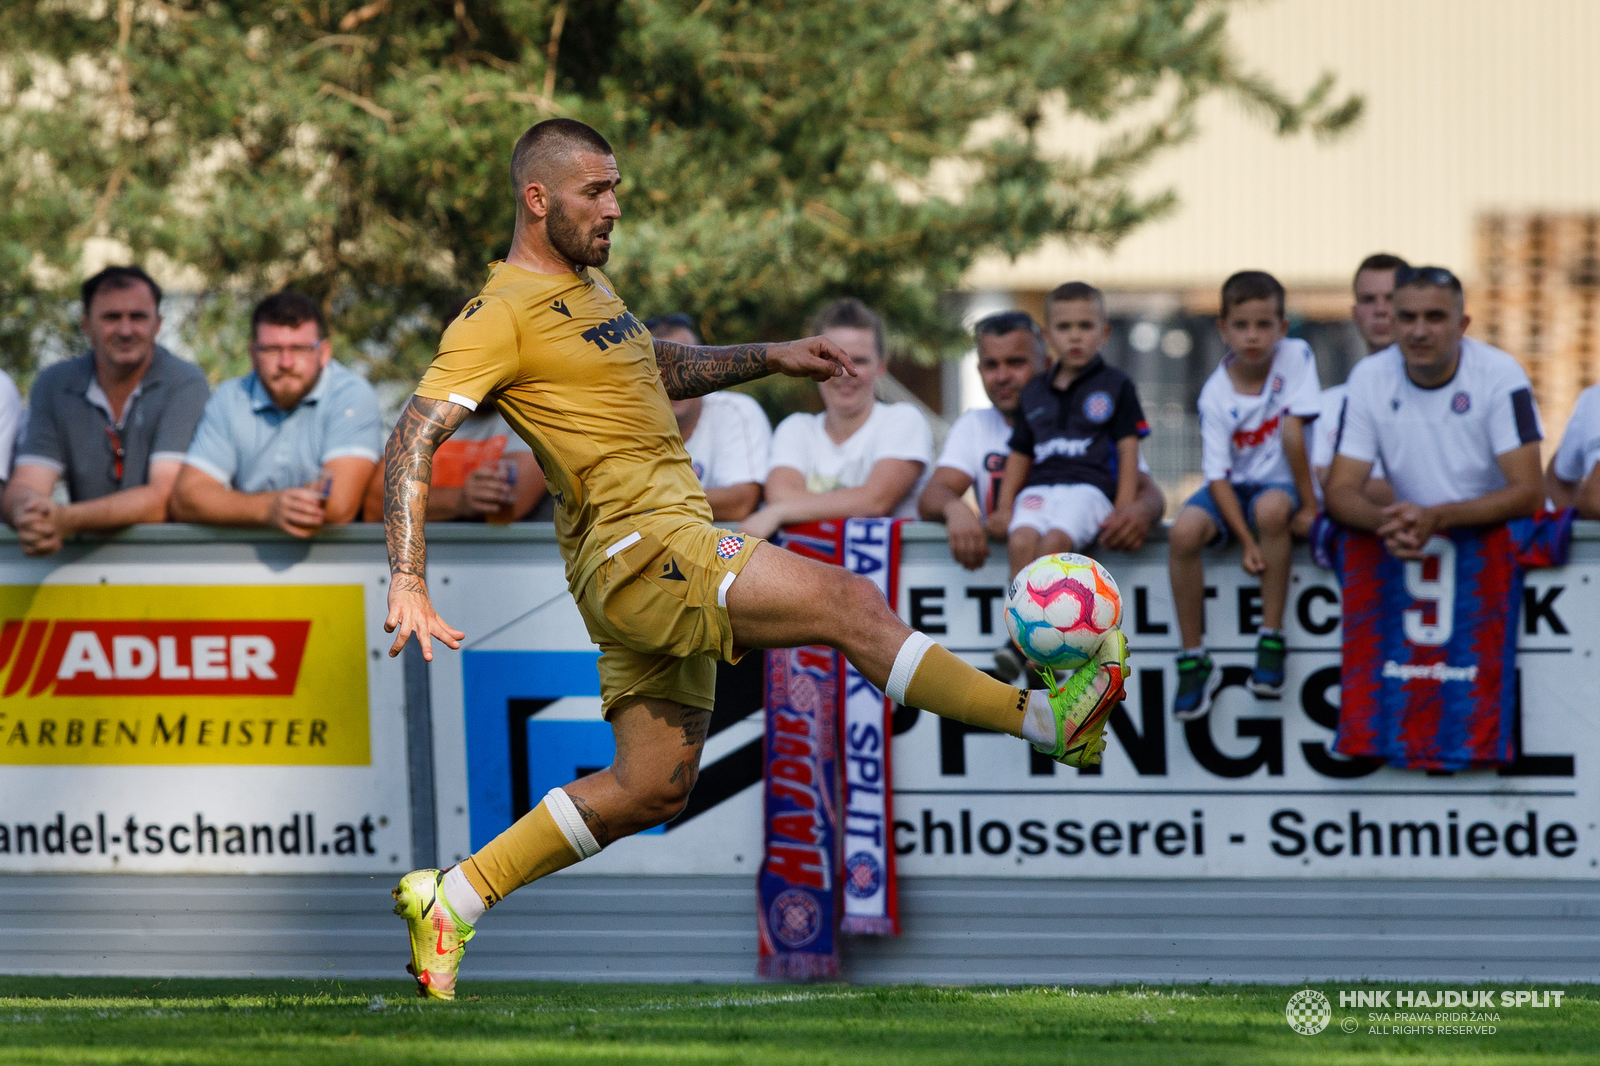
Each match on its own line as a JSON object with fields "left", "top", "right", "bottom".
{"left": 968, "top": 0, "right": 1600, "bottom": 297}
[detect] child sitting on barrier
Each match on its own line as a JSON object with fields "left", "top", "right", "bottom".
{"left": 1168, "top": 270, "right": 1322, "bottom": 720}
{"left": 985, "top": 282, "right": 1149, "bottom": 681}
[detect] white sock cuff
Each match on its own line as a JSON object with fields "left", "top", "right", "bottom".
{"left": 885, "top": 631, "right": 937, "bottom": 705}
{"left": 441, "top": 863, "right": 486, "bottom": 925}
{"left": 543, "top": 787, "right": 603, "bottom": 859}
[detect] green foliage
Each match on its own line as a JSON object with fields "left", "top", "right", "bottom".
{"left": 0, "top": 0, "right": 1360, "bottom": 385}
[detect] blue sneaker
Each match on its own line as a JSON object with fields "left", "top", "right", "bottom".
{"left": 1173, "top": 652, "right": 1218, "bottom": 721}
{"left": 1250, "top": 633, "right": 1287, "bottom": 699}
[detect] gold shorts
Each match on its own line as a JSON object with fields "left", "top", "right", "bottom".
{"left": 575, "top": 522, "right": 762, "bottom": 715}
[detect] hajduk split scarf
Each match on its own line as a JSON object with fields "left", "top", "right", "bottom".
{"left": 757, "top": 519, "right": 902, "bottom": 978}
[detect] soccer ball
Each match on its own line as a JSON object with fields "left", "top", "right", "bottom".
{"left": 1005, "top": 553, "right": 1122, "bottom": 672}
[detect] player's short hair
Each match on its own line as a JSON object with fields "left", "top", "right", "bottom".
{"left": 1045, "top": 281, "right": 1106, "bottom": 318}
{"left": 808, "top": 298, "right": 883, "bottom": 358}
{"left": 1394, "top": 264, "right": 1465, "bottom": 307}
{"left": 644, "top": 312, "right": 700, "bottom": 343}
{"left": 81, "top": 265, "right": 161, "bottom": 313}
{"left": 973, "top": 310, "right": 1045, "bottom": 356}
{"left": 1220, "top": 270, "right": 1286, "bottom": 318}
{"left": 1353, "top": 253, "right": 1409, "bottom": 290}
{"left": 251, "top": 289, "right": 326, "bottom": 341}
{"left": 511, "top": 118, "right": 614, "bottom": 198}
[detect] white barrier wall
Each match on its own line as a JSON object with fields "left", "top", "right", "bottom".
{"left": 1, "top": 523, "right": 1595, "bottom": 884}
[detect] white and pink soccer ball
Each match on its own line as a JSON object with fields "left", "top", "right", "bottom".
{"left": 1005, "top": 552, "right": 1122, "bottom": 671}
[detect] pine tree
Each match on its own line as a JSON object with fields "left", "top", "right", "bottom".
{"left": 0, "top": 0, "right": 1359, "bottom": 383}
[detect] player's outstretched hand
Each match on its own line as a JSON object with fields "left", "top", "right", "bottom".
{"left": 385, "top": 576, "right": 466, "bottom": 661}
{"left": 767, "top": 336, "right": 857, "bottom": 382}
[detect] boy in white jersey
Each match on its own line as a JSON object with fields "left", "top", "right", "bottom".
{"left": 1327, "top": 266, "right": 1543, "bottom": 555}
{"left": 1169, "top": 271, "right": 1321, "bottom": 719}
{"left": 1309, "top": 253, "right": 1408, "bottom": 503}
{"left": 646, "top": 313, "right": 771, "bottom": 522}
{"left": 1546, "top": 383, "right": 1600, "bottom": 519}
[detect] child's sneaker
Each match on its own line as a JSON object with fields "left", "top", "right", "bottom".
{"left": 1173, "top": 652, "right": 1219, "bottom": 721}
{"left": 1250, "top": 633, "right": 1287, "bottom": 699}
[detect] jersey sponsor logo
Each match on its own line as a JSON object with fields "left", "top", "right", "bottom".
{"left": 550, "top": 299, "right": 571, "bottom": 318}
{"left": 1452, "top": 391, "right": 1472, "bottom": 414}
{"left": 1083, "top": 390, "right": 1114, "bottom": 423}
{"left": 581, "top": 311, "right": 645, "bottom": 352}
{"left": 1034, "top": 436, "right": 1093, "bottom": 461}
{"left": 716, "top": 535, "right": 745, "bottom": 560}
{"left": 1232, "top": 413, "right": 1282, "bottom": 450}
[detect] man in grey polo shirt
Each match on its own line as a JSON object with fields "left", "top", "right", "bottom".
{"left": 3, "top": 265, "right": 210, "bottom": 556}
{"left": 170, "top": 290, "right": 382, "bottom": 536}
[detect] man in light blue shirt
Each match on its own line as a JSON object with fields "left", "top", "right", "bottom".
{"left": 170, "top": 291, "right": 382, "bottom": 536}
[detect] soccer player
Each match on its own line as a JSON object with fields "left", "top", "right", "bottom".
{"left": 382, "top": 119, "right": 1130, "bottom": 999}
{"left": 1168, "top": 271, "right": 1322, "bottom": 719}
{"left": 1326, "top": 265, "right": 1543, "bottom": 557}
{"left": 1309, "top": 254, "right": 1408, "bottom": 502}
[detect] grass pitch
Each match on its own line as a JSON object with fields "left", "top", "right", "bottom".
{"left": 0, "top": 978, "right": 1593, "bottom": 1065}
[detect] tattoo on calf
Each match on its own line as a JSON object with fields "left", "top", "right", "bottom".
{"left": 570, "top": 795, "right": 613, "bottom": 847}
{"left": 653, "top": 339, "right": 771, "bottom": 400}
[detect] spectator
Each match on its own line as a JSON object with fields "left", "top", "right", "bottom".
{"left": 1547, "top": 383, "right": 1600, "bottom": 518}
{"left": 169, "top": 290, "right": 382, "bottom": 536}
{"left": 1310, "top": 253, "right": 1408, "bottom": 502}
{"left": 0, "top": 373, "right": 22, "bottom": 492}
{"left": 3, "top": 265, "right": 209, "bottom": 555}
{"left": 740, "top": 299, "right": 931, "bottom": 539}
{"left": 1169, "top": 271, "right": 1322, "bottom": 719}
{"left": 1327, "top": 265, "right": 1543, "bottom": 557}
{"left": 362, "top": 300, "right": 545, "bottom": 524}
{"left": 920, "top": 309, "right": 1166, "bottom": 573}
{"left": 646, "top": 312, "right": 771, "bottom": 522}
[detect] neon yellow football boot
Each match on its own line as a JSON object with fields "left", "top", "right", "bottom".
{"left": 392, "top": 868, "right": 475, "bottom": 1001}
{"left": 1035, "top": 630, "right": 1129, "bottom": 768}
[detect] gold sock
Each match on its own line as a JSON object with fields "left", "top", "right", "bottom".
{"left": 899, "top": 639, "right": 1027, "bottom": 738}
{"left": 459, "top": 800, "right": 583, "bottom": 909}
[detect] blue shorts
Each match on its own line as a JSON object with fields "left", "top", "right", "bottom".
{"left": 1184, "top": 481, "right": 1300, "bottom": 547}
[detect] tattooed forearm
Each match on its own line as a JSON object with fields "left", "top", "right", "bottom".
{"left": 383, "top": 396, "right": 469, "bottom": 583}
{"left": 653, "top": 340, "right": 771, "bottom": 400}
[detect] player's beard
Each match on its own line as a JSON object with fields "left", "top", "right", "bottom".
{"left": 547, "top": 197, "right": 611, "bottom": 267}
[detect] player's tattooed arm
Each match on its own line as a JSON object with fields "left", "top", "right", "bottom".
{"left": 383, "top": 396, "right": 469, "bottom": 589}
{"left": 653, "top": 335, "right": 855, "bottom": 399}
{"left": 652, "top": 340, "right": 771, "bottom": 400}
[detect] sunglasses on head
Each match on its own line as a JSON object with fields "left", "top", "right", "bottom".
{"left": 1395, "top": 265, "right": 1459, "bottom": 288}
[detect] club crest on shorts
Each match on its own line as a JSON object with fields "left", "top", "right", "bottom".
{"left": 769, "top": 888, "right": 823, "bottom": 948}
{"left": 1452, "top": 391, "right": 1472, "bottom": 414}
{"left": 716, "top": 535, "right": 745, "bottom": 559}
{"left": 844, "top": 852, "right": 883, "bottom": 899}
{"left": 1083, "top": 390, "right": 1114, "bottom": 423}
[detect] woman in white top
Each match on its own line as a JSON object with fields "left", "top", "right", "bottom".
{"left": 740, "top": 299, "right": 932, "bottom": 539}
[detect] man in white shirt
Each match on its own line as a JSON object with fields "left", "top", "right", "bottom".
{"left": 1310, "top": 253, "right": 1407, "bottom": 503}
{"left": 918, "top": 309, "right": 1166, "bottom": 570}
{"left": 741, "top": 299, "right": 931, "bottom": 538}
{"left": 646, "top": 313, "right": 771, "bottom": 522}
{"left": 1326, "top": 266, "right": 1544, "bottom": 558}
{"left": 1546, "top": 383, "right": 1600, "bottom": 519}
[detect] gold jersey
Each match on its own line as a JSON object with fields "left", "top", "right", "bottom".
{"left": 415, "top": 261, "right": 711, "bottom": 591}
